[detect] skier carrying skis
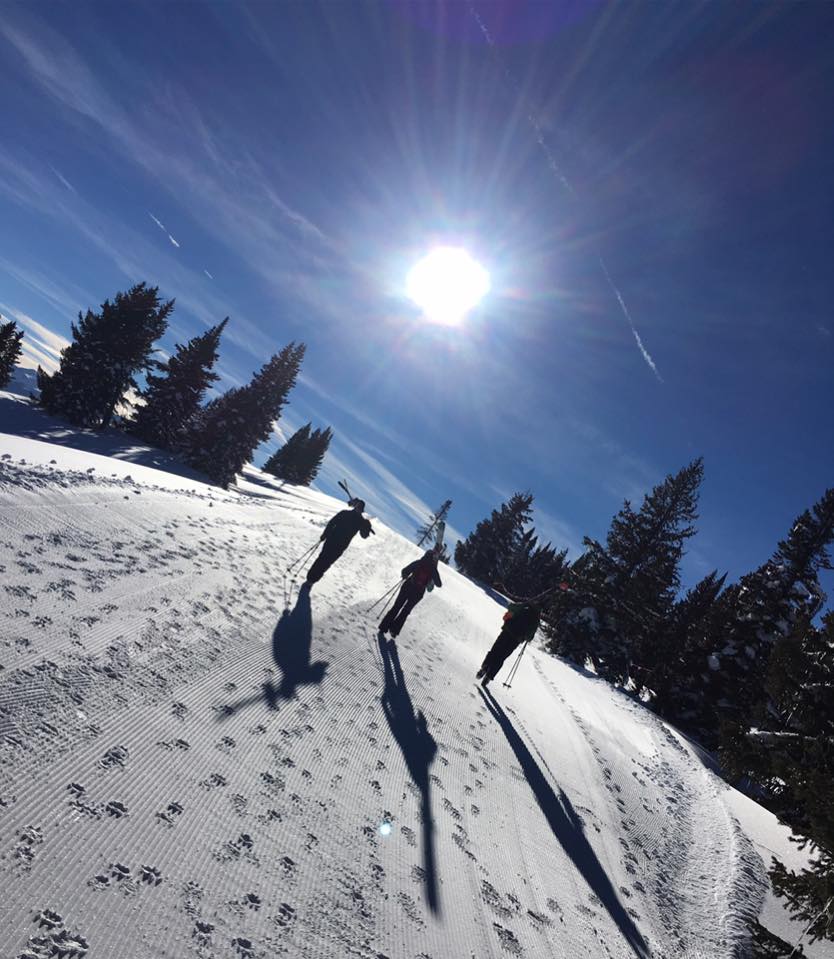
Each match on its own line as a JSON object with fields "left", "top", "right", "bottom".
{"left": 477, "top": 601, "right": 541, "bottom": 686}
{"left": 379, "top": 547, "right": 442, "bottom": 638}
{"left": 305, "top": 499, "right": 374, "bottom": 586}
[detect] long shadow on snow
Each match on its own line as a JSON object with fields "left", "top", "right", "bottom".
{"left": 378, "top": 633, "right": 440, "bottom": 914}
{"left": 478, "top": 687, "right": 649, "bottom": 959}
{"left": 217, "top": 587, "right": 327, "bottom": 718}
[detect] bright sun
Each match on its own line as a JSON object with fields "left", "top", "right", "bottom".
{"left": 406, "top": 246, "right": 490, "bottom": 325}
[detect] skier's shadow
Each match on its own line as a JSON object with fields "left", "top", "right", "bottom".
{"left": 377, "top": 634, "right": 440, "bottom": 914}
{"left": 217, "top": 587, "right": 327, "bottom": 719}
{"left": 478, "top": 687, "right": 649, "bottom": 959}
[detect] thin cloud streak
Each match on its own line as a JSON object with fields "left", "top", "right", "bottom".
{"left": 0, "top": 302, "right": 70, "bottom": 373}
{"left": 49, "top": 165, "right": 76, "bottom": 193}
{"left": 0, "top": 15, "right": 346, "bottom": 324}
{"left": 598, "top": 256, "right": 663, "bottom": 382}
{"left": 0, "top": 148, "right": 275, "bottom": 360}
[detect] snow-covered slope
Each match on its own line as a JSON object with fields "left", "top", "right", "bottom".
{"left": 0, "top": 405, "right": 829, "bottom": 959}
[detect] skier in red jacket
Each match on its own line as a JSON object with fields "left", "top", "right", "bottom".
{"left": 379, "top": 547, "right": 442, "bottom": 637}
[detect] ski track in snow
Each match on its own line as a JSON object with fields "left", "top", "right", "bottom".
{"left": 0, "top": 448, "right": 793, "bottom": 959}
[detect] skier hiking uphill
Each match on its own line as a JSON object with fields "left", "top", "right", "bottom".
{"left": 477, "top": 600, "right": 541, "bottom": 686}
{"left": 379, "top": 546, "right": 442, "bottom": 638}
{"left": 305, "top": 498, "right": 374, "bottom": 586}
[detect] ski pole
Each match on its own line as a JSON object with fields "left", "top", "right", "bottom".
{"left": 502, "top": 641, "right": 529, "bottom": 688}
{"left": 285, "top": 541, "right": 320, "bottom": 573}
{"left": 366, "top": 578, "right": 403, "bottom": 613}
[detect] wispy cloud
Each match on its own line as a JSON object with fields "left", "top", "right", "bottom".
{"left": 0, "top": 256, "right": 94, "bottom": 320}
{"left": 0, "top": 15, "right": 345, "bottom": 324}
{"left": 49, "top": 165, "right": 76, "bottom": 193}
{"left": 0, "top": 302, "right": 70, "bottom": 373}
{"left": 531, "top": 505, "right": 585, "bottom": 560}
{"left": 0, "top": 147, "right": 276, "bottom": 359}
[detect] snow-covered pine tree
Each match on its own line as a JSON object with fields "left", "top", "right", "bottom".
{"left": 185, "top": 342, "right": 305, "bottom": 488}
{"left": 38, "top": 283, "right": 173, "bottom": 428}
{"left": 454, "top": 492, "right": 533, "bottom": 587}
{"left": 298, "top": 426, "right": 332, "bottom": 485}
{"left": 130, "top": 318, "right": 227, "bottom": 450}
{"left": 647, "top": 569, "right": 727, "bottom": 737}
{"left": 548, "top": 460, "right": 703, "bottom": 685}
{"left": 263, "top": 423, "right": 313, "bottom": 484}
{"left": 711, "top": 487, "right": 834, "bottom": 740}
{"left": 416, "top": 500, "right": 452, "bottom": 548}
{"left": 0, "top": 317, "right": 24, "bottom": 389}
{"left": 724, "top": 611, "right": 834, "bottom": 946}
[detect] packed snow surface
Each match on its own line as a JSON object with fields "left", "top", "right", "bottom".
{"left": 0, "top": 394, "right": 829, "bottom": 959}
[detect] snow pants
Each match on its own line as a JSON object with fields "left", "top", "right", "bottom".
{"left": 379, "top": 581, "right": 425, "bottom": 637}
{"left": 305, "top": 542, "right": 347, "bottom": 585}
{"left": 480, "top": 630, "right": 525, "bottom": 681}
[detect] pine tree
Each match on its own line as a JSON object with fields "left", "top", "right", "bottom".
{"left": 0, "top": 317, "right": 24, "bottom": 389}
{"left": 723, "top": 612, "right": 834, "bottom": 945}
{"left": 416, "top": 500, "right": 452, "bottom": 548}
{"left": 547, "top": 460, "right": 703, "bottom": 684}
{"left": 648, "top": 569, "right": 727, "bottom": 736}
{"left": 263, "top": 423, "right": 313, "bottom": 484}
{"left": 130, "top": 318, "right": 227, "bottom": 450}
{"left": 713, "top": 488, "right": 834, "bottom": 737}
{"left": 38, "top": 283, "right": 173, "bottom": 428}
{"left": 299, "top": 426, "right": 332, "bottom": 485}
{"left": 455, "top": 492, "right": 534, "bottom": 587}
{"left": 184, "top": 342, "right": 305, "bottom": 488}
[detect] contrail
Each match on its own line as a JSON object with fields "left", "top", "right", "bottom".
{"left": 598, "top": 258, "right": 662, "bottom": 382}
{"left": 468, "top": 2, "right": 662, "bottom": 381}
{"left": 148, "top": 212, "right": 181, "bottom": 250}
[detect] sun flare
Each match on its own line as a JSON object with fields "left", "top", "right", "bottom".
{"left": 406, "top": 247, "right": 490, "bottom": 325}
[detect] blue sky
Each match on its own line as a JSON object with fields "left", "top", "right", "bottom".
{"left": 1, "top": 1, "right": 832, "bottom": 593}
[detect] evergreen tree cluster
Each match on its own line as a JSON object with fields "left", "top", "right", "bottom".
{"left": 33, "top": 282, "right": 317, "bottom": 489}
{"left": 456, "top": 466, "right": 834, "bottom": 944}
{"left": 263, "top": 422, "right": 333, "bottom": 486}
{"left": 0, "top": 317, "right": 25, "bottom": 389}
{"left": 454, "top": 492, "right": 567, "bottom": 598}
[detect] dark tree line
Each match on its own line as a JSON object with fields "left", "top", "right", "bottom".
{"left": 32, "top": 282, "right": 327, "bottom": 489}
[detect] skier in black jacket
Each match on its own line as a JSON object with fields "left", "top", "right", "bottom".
{"left": 477, "top": 601, "right": 541, "bottom": 686}
{"left": 379, "top": 547, "right": 442, "bottom": 637}
{"left": 305, "top": 499, "right": 374, "bottom": 586}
